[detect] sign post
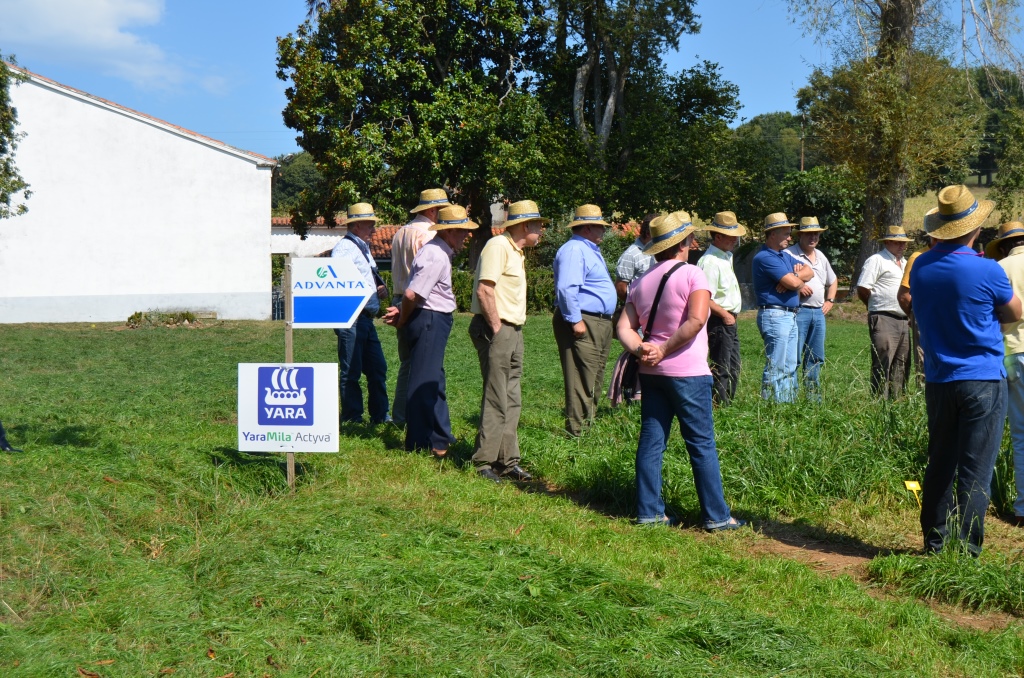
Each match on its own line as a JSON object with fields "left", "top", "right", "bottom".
{"left": 240, "top": 255, "right": 373, "bottom": 492}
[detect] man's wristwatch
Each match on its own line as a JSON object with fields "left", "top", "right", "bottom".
{"left": 825, "top": 298, "right": 835, "bottom": 303}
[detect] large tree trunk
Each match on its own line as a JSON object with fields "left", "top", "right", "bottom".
{"left": 851, "top": 169, "right": 909, "bottom": 286}
{"left": 466, "top": 187, "right": 494, "bottom": 271}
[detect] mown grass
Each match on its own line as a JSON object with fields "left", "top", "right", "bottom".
{"left": 1, "top": 316, "right": 1023, "bottom": 676}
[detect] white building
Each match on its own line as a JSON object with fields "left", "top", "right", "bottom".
{"left": 0, "top": 68, "right": 276, "bottom": 323}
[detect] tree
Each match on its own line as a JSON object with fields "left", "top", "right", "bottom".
{"left": 529, "top": 0, "right": 699, "bottom": 173}
{"left": 734, "top": 112, "right": 818, "bottom": 181}
{"left": 0, "top": 55, "right": 30, "bottom": 220}
{"left": 277, "top": 0, "right": 559, "bottom": 246}
{"left": 788, "top": 0, "right": 1023, "bottom": 279}
{"left": 272, "top": 152, "right": 321, "bottom": 215}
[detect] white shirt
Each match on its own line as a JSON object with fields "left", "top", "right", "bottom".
{"left": 786, "top": 244, "right": 837, "bottom": 309}
{"left": 697, "top": 244, "right": 742, "bottom": 313}
{"left": 857, "top": 248, "right": 906, "bottom": 316}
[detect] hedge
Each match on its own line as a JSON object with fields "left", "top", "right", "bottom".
{"left": 379, "top": 268, "right": 558, "bottom": 314}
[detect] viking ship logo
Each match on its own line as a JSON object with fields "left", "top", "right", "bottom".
{"left": 257, "top": 366, "right": 314, "bottom": 426}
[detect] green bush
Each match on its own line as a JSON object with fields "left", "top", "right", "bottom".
{"left": 781, "top": 165, "right": 864, "bottom": 277}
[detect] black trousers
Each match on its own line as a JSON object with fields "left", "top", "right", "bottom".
{"left": 707, "top": 313, "right": 741, "bottom": 405}
{"left": 403, "top": 309, "right": 455, "bottom": 452}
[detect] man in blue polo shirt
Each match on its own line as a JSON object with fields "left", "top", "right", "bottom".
{"left": 751, "top": 212, "right": 813, "bottom": 402}
{"left": 553, "top": 204, "right": 618, "bottom": 436}
{"left": 911, "top": 185, "right": 1022, "bottom": 555}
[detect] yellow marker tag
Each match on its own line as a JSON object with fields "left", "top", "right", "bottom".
{"left": 904, "top": 480, "right": 922, "bottom": 508}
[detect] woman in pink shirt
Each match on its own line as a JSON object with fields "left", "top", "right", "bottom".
{"left": 616, "top": 210, "right": 744, "bottom": 531}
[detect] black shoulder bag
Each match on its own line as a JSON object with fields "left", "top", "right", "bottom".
{"left": 621, "top": 262, "right": 686, "bottom": 401}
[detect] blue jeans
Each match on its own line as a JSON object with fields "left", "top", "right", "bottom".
{"left": 1005, "top": 353, "right": 1024, "bottom": 517}
{"left": 756, "top": 308, "right": 798, "bottom": 402}
{"left": 335, "top": 312, "right": 389, "bottom": 423}
{"left": 635, "top": 374, "right": 733, "bottom": 528}
{"left": 921, "top": 379, "right": 1006, "bottom": 555}
{"left": 795, "top": 307, "right": 825, "bottom": 399}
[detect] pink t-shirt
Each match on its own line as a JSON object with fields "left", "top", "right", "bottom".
{"left": 627, "top": 261, "right": 712, "bottom": 377}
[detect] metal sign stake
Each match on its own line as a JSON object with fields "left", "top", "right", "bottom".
{"left": 284, "top": 256, "right": 296, "bottom": 493}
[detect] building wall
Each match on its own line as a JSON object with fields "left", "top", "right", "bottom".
{"left": 0, "top": 77, "right": 273, "bottom": 323}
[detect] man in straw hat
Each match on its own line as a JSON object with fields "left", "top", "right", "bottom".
{"left": 389, "top": 188, "right": 454, "bottom": 426}
{"left": 552, "top": 204, "right": 618, "bottom": 436}
{"left": 331, "top": 202, "right": 391, "bottom": 424}
{"left": 785, "top": 216, "right": 837, "bottom": 400}
{"left": 856, "top": 225, "right": 911, "bottom": 398}
{"left": 751, "top": 212, "right": 814, "bottom": 402}
{"left": 911, "top": 185, "right": 1022, "bottom": 554}
{"left": 615, "top": 214, "right": 656, "bottom": 301}
{"left": 697, "top": 211, "right": 747, "bottom": 405}
{"left": 383, "top": 205, "right": 476, "bottom": 458}
{"left": 988, "top": 220, "right": 1024, "bottom": 528}
{"left": 468, "top": 199, "right": 548, "bottom": 483}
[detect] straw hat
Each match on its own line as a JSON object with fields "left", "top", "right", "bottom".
{"left": 410, "top": 188, "right": 453, "bottom": 213}
{"left": 763, "top": 212, "right": 797, "bottom": 232}
{"left": 503, "top": 199, "right": 550, "bottom": 229}
{"left": 343, "top": 202, "right": 380, "bottom": 225}
{"left": 985, "top": 221, "right": 1024, "bottom": 260}
{"left": 877, "top": 225, "right": 910, "bottom": 242}
{"left": 430, "top": 204, "right": 479, "bottom": 231}
{"left": 796, "top": 216, "right": 826, "bottom": 233}
{"left": 704, "top": 211, "right": 748, "bottom": 237}
{"left": 924, "top": 184, "right": 994, "bottom": 240}
{"left": 643, "top": 210, "right": 696, "bottom": 255}
{"left": 567, "top": 204, "right": 610, "bottom": 229}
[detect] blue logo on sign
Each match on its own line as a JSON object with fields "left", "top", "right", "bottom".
{"left": 258, "top": 367, "right": 314, "bottom": 426}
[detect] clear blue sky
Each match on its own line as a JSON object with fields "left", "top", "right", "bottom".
{"left": 0, "top": 0, "right": 825, "bottom": 158}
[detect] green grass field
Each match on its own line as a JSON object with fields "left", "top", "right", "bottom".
{"left": 1, "top": 315, "right": 1023, "bottom": 676}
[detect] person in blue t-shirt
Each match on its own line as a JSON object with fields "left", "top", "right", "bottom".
{"left": 751, "top": 212, "right": 814, "bottom": 402}
{"left": 911, "top": 185, "right": 1022, "bottom": 556}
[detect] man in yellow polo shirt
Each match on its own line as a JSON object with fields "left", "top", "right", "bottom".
{"left": 897, "top": 233, "right": 937, "bottom": 385}
{"left": 469, "top": 200, "right": 547, "bottom": 483}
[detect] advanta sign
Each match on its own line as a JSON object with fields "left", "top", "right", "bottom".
{"left": 290, "top": 257, "right": 373, "bottom": 329}
{"left": 238, "top": 363, "right": 339, "bottom": 452}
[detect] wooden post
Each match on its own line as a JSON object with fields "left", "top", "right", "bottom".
{"left": 284, "top": 257, "right": 296, "bottom": 493}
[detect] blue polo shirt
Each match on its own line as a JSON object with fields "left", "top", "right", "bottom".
{"left": 553, "top": 235, "right": 617, "bottom": 322}
{"left": 752, "top": 245, "right": 801, "bottom": 307}
{"left": 910, "top": 244, "right": 1013, "bottom": 382}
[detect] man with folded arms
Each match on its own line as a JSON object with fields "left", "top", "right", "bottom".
{"left": 785, "top": 216, "right": 838, "bottom": 399}
{"left": 389, "top": 187, "right": 453, "bottom": 426}
{"left": 856, "top": 226, "right": 911, "bottom": 398}
{"left": 553, "top": 204, "right": 618, "bottom": 436}
{"left": 469, "top": 200, "right": 547, "bottom": 483}
{"left": 697, "top": 211, "right": 746, "bottom": 405}
{"left": 384, "top": 205, "right": 476, "bottom": 457}
{"left": 331, "top": 202, "right": 391, "bottom": 424}
{"left": 751, "top": 212, "right": 813, "bottom": 402}
{"left": 911, "top": 185, "right": 1021, "bottom": 554}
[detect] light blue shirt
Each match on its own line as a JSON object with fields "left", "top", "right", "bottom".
{"left": 332, "top": 233, "right": 379, "bottom": 313}
{"left": 553, "top": 235, "right": 617, "bottom": 322}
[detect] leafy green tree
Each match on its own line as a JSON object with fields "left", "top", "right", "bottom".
{"left": 734, "top": 112, "right": 818, "bottom": 181}
{"left": 781, "top": 165, "right": 865, "bottom": 276}
{"left": 276, "top": 0, "right": 560, "bottom": 243}
{"left": 1, "top": 55, "right": 29, "bottom": 219}
{"left": 789, "top": 0, "right": 1023, "bottom": 279}
{"left": 272, "top": 152, "right": 321, "bottom": 215}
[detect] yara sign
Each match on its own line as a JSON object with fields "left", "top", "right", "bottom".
{"left": 238, "top": 363, "right": 339, "bottom": 452}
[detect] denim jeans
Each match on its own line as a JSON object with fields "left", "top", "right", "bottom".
{"left": 756, "top": 308, "right": 798, "bottom": 402}
{"left": 1005, "top": 353, "right": 1024, "bottom": 517}
{"left": 795, "top": 307, "right": 825, "bottom": 400}
{"left": 635, "top": 373, "right": 733, "bottom": 528}
{"left": 335, "top": 312, "right": 389, "bottom": 423}
{"left": 921, "top": 379, "right": 1006, "bottom": 555}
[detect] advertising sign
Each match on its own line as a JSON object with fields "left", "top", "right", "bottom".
{"left": 290, "top": 257, "right": 373, "bottom": 329}
{"left": 238, "top": 363, "right": 339, "bottom": 452}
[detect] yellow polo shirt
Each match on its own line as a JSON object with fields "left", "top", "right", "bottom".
{"left": 472, "top": 232, "right": 527, "bottom": 326}
{"left": 999, "top": 245, "right": 1024, "bottom": 355}
{"left": 900, "top": 247, "right": 930, "bottom": 289}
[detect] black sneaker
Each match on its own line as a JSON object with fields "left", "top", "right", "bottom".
{"left": 502, "top": 465, "right": 532, "bottom": 482}
{"left": 476, "top": 466, "right": 503, "bottom": 483}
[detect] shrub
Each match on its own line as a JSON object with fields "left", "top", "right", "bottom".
{"left": 781, "top": 165, "right": 865, "bottom": 277}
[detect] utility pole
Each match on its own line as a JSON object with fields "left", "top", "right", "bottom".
{"left": 800, "top": 112, "right": 805, "bottom": 172}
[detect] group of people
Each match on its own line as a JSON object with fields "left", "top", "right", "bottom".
{"left": 330, "top": 183, "right": 1024, "bottom": 553}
